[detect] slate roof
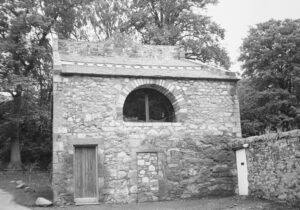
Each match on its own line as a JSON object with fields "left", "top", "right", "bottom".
{"left": 53, "top": 39, "right": 238, "bottom": 81}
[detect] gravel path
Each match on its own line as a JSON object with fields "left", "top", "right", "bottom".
{"left": 0, "top": 185, "right": 297, "bottom": 210}
{"left": 33, "top": 196, "right": 298, "bottom": 210}
{"left": 0, "top": 189, "right": 31, "bottom": 210}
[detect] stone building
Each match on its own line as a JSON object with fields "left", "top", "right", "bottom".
{"left": 52, "top": 37, "right": 241, "bottom": 205}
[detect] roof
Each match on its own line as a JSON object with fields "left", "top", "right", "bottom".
{"left": 52, "top": 38, "right": 238, "bottom": 81}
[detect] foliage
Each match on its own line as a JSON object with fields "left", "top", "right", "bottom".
{"left": 83, "top": 0, "right": 130, "bottom": 40}
{"left": 69, "top": 0, "right": 230, "bottom": 68}
{"left": 0, "top": 85, "right": 51, "bottom": 169}
{"left": 124, "top": 0, "right": 230, "bottom": 69}
{"left": 238, "top": 19, "right": 300, "bottom": 137}
{"left": 0, "top": 0, "right": 89, "bottom": 169}
{"left": 42, "top": 0, "right": 94, "bottom": 40}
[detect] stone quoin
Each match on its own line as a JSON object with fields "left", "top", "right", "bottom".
{"left": 52, "top": 37, "right": 242, "bottom": 205}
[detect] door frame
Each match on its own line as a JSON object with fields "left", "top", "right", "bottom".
{"left": 72, "top": 139, "right": 100, "bottom": 205}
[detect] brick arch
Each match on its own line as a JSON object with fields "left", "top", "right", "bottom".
{"left": 116, "top": 79, "right": 187, "bottom": 122}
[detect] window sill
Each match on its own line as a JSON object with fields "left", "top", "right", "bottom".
{"left": 123, "top": 122, "right": 182, "bottom": 127}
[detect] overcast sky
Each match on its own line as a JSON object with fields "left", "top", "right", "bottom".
{"left": 206, "top": 0, "right": 300, "bottom": 72}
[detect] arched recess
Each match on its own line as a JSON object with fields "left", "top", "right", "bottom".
{"left": 123, "top": 88, "right": 175, "bottom": 122}
{"left": 116, "top": 79, "right": 187, "bottom": 122}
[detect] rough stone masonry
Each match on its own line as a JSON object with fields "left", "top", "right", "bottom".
{"left": 232, "top": 130, "right": 300, "bottom": 207}
{"left": 52, "top": 37, "right": 241, "bottom": 205}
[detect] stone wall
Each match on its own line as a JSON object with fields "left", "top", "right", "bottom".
{"left": 234, "top": 130, "right": 300, "bottom": 207}
{"left": 53, "top": 75, "right": 241, "bottom": 204}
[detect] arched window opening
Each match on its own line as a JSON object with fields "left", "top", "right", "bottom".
{"left": 123, "top": 88, "right": 175, "bottom": 122}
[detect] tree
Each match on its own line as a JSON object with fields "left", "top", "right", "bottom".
{"left": 238, "top": 19, "right": 300, "bottom": 137}
{"left": 0, "top": 77, "right": 42, "bottom": 169}
{"left": 83, "top": 0, "right": 130, "bottom": 41}
{"left": 124, "top": 0, "right": 230, "bottom": 69}
{"left": 0, "top": 0, "right": 52, "bottom": 169}
{"left": 43, "top": 0, "right": 231, "bottom": 68}
{"left": 42, "top": 0, "right": 94, "bottom": 40}
{"left": 0, "top": 0, "right": 91, "bottom": 169}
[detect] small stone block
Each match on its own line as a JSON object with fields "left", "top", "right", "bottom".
{"left": 137, "top": 160, "right": 145, "bottom": 165}
{"left": 149, "top": 165, "right": 156, "bottom": 171}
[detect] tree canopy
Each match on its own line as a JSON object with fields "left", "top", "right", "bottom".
{"left": 238, "top": 19, "right": 300, "bottom": 137}
{"left": 124, "top": 0, "right": 230, "bottom": 68}
{"left": 63, "top": 0, "right": 231, "bottom": 69}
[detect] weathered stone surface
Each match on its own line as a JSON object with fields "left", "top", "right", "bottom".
{"left": 129, "top": 186, "right": 137, "bottom": 194}
{"left": 118, "top": 171, "right": 127, "bottom": 179}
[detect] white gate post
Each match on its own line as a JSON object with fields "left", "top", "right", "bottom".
{"left": 236, "top": 148, "right": 249, "bottom": 195}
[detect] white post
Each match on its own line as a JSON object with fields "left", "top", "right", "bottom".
{"left": 236, "top": 148, "right": 249, "bottom": 195}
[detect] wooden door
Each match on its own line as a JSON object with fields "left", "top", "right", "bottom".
{"left": 74, "top": 145, "right": 98, "bottom": 204}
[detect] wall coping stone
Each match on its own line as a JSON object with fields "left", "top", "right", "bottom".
{"left": 231, "top": 129, "right": 300, "bottom": 150}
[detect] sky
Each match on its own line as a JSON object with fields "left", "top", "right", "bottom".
{"left": 206, "top": 0, "right": 300, "bottom": 72}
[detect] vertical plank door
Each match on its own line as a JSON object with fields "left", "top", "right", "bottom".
{"left": 74, "top": 145, "right": 98, "bottom": 205}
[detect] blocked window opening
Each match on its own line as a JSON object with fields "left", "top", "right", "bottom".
{"left": 123, "top": 88, "right": 175, "bottom": 122}
{"left": 137, "top": 152, "right": 159, "bottom": 202}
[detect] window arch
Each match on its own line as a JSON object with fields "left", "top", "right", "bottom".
{"left": 123, "top": 88, "right": 175, "bottom": 122}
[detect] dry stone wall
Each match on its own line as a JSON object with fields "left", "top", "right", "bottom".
{"left": 233, "top": 130, "right": 300, "bottom": 207}
{"left": 53, "top": 75, "right": 241, "bottom": 204}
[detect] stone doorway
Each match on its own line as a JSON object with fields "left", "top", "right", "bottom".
{"left": 137, "top": 152, "right": 159, "bottom": 202}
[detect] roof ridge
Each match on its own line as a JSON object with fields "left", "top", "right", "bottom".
{"left": 61, "top": 60, "right": 199, "bottom": 67}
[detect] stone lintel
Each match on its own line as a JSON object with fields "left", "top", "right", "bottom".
{"left": 231, "top": 129, "right": 300, "bottom": 150}
{"left": 70, "top": 138, "right": 104, "bottom": 145}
